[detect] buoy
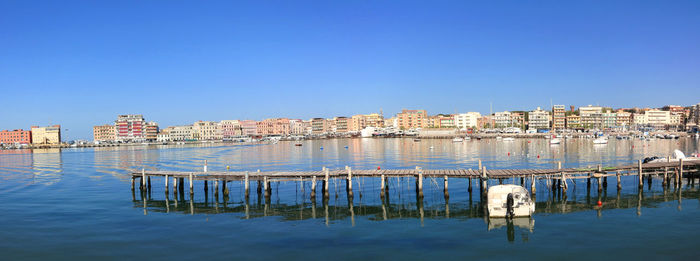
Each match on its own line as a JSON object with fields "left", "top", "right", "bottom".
{"left": 597, "top": 200, "right": 602, "bottom": 206}
{"left": 537, "top": 154, "right": 540, "bottom": 158}
{"left": 320, "top": 147, "right": 324, "bottom": 150}
{"left": 377, "top": 166, "right": 381, "bottom": 170}
{"left": 507, "top": 152, "right": 510, "bottom": 156}
{"left": 344, "top": 146, "right": 348, "bottom": 149}
{"left": 226, "top": 165, "right": 230, "bottom": 170}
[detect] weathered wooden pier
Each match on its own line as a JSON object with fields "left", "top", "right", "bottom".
{"left": 130, "top": 159, "right": 700, "bottom": 202}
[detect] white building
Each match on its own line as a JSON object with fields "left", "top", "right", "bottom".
{"left": 528, "top": 107, "right": 550, "bottom": 130}
{"left": 193, "top": 121, "right": 222, "bottom": 140}
{"left": 168, "top": 125, "right": 194, "bottom": 141}
{"left": 494, "top": 111, "right": 512, "bottom": 128}
{"left": 454, "top": 112, "right": 481, "bottom": 130}
{"left": 580, "top": 105, "right": 603, "bottom": 129}
{"left": 645, "top": 110, "right": 670, "bottom": 128}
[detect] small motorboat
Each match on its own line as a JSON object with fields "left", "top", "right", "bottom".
{"left": 452, "top": 137, "right": 464, "bottom": 142}
{"left": 294, "top": 143, "right": 302, "bottom": 146}
{"left": 465, "top": 137, "right": 471, "bottom": 141}
{"left": 550, "top": 138, "right": 561, "bottom": 144}
{"left": 644, "top": 149, "right": 700, "bottom": 163}
{"left": 487, "top": 185, "right": 535, "bottom": 218}
{"left": 503, "top": 137, "right": 515, "bottom": 142}
{"left": 413, "top": 138, "right": 421, "bottom": 142}
{"left": 593, "top": 137, "right": 608, "bottom": 144}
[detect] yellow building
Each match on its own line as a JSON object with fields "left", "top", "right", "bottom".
{"left": 93, "top": 124, "right": 115, "bottom": 142}
{"left": 31, "top": 125, "right": 61, "bottom": 144}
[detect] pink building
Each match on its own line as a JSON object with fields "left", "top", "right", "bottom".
{"left": 240, "top": 120, "right": 258, "bottom": 136}
{"left": 0, "top": 129, "right": 32, "bottom": 144}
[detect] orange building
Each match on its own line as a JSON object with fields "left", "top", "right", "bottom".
{"left": 397, "top": 109, "right": 428, "bottom": 130}
{"left": 0, "top": 129, "right": 32, "bottom": 144}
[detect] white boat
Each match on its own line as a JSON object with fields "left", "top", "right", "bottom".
{"left": 550, "top": 138, "right": 561, "bottom": 144}
{"left": 593, "top": 137, "right": 608, "bottom": 144}
{"left": 502, "top": 137, "right": 515, "bottom": 142}
{"left": 452, "top": 137, "right": 464, "bottom": 142}
{"left": 496, "top": 136, "right": 503, "bottom": 140}
{"left": 487, "top": 185, "right": 535, "bottom": 218}
{"left": 360, "top": 127, "right": 376, "bottom": 138}
{"left": 465, "top": 137, "right": 471, "bottom": 141}
{"left": 645, "top": 150, "right": 700, "bottom": 163}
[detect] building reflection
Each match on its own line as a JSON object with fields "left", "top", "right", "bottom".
{"left": 31, "top": 148, "right": 63, "bottom": 185}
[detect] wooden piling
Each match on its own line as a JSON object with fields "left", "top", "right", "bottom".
{"left": 416, "top": 166, "right": 423, "bottom": 198}
{"left": 165, "top": 175, "right": 169, "bottom": 192}
{"left": 189, "top": 173, "right": 193, "bottom": 195}
{"left": 478, "top": 159, "right": 482, "bottom": 171}
{"left": 562, "top": 174, "right": 568, "bottom": 193}
{"left": 637, "top": 159, "right": 643, "bottom": 189}
{"left": 131, "top": 176, "right": 135, "bottom": 191}
{"left": 444, "top": 175, "right": 449, "bottom": 199}
{"left": 323, "top": 167, "right": 330, "bottom": 195}
{"left": 203, "top": 160, "right": 208, "bottom": 172}
{"left": 468, "top": 177, "right": 472, "bottom": 193}
{"left": 173, "top": 177, "right": 178, "bottom": 192}
{"left": 616, "top": 171, "right": 621, "bottom": 190}
{"left": 141, "top": 168, "right": 146, "bottom": 190}
{"left": 244, "top": 171, "right": 250, "bottom": 196}
{"left": 663, "top": 167, "right": 668, "bottom": 186}
{"left": 147, "top": 176, "right": 151, "bottom": 190}
{"left": 678, "top": 159, "right": 684, "bottom": 188}
{"left": 531, "top": 174, "right": 536, "bottom": 194}
{"left": 215, "top": 179, "right": 219, "bottom": 196}
{"left": 380, "top": 174, "right": 386, "bottom": 198}
{"left": 346, "top": 166, "right": 353, "bottom": 191}
{"left": 311, "top": 175, "right": 317, "bottom": 198}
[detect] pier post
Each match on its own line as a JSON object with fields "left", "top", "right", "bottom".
{"left": 245, "top": 171, "right": 250, "bottom": 197}
{"left": 141, "top": 168, "right": 146, "bottom": 190}
{"left": 165, "top": 175, "right": 169, "bottom": 192}
{"left": 131, "top": 176, "right": 135, "bottom": 191}
{"left": 324, "top": 167, "right": 330, "bottom": 196}
{"left": 380, "top": 174, "right": 386, "bottom": 198}
{"left": 663, "top": 167, "right": 668, "bottom": 187}
{"left": 616, "top": 171, "right": 621, "bottom": 190}
{"left": 678, "top": 159, "right": 684, "bottom": 189}
{"left": 638, "top": 159, "right": 643, "bottom": 189}
{"left": 531, "top": 175, "right": 536, "bottom": 194}
{"left": 562, "top": 174, "right": 568, "bottom": 193}
{"left": 481, "top": 166, "right": 488, "bottom": 198}
{"left": 444, "top": 175, "right": 449, "bottom": 200}
{"left": 416, "top": 166, "right": 424, "bottom": 198}
{"left": 346, "top": 166, "right": 353, "bottom": 191}
{"left": 257, "top": 169, "right": 262, "bottom": 194}
{"left": 468, "top": 177, "right": 472, "bottom": 193}
{"left": 214, "top": 178, "right": 219, "bottom": 196}
{"left": 189, "top": 173, "right": 193, "bottom": 195}
{"left": 222, "top": 178, "right": 228, "bottom": 196}
{"left": 203, "top": 160, "right": 207, "bottom": 172}
{"left": 173, "top": 177, "right": 178, "bottom": 192}
{"left": 264, "top": 176, "right": 271, "bottom": 198}
{"left": 478, "top": 159, "right": 482, "bottom": 171}
{"left": 311, "top": 175, "right": 317, "bottom": 199}
{"left": 148, "top": 176, "right": 151, "bottom": 190}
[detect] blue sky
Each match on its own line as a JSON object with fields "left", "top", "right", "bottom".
{"left": 1, "top": 0, "right": 699, "bottom": 140}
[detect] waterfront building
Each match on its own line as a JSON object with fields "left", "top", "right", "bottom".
{"left": 580, "top": 105, "right": 603, "bottom": 129}
{"left": 616, "top": 111, "right": 632, "bottom": 128}
{"left": 333, "top": 117, "right": 349, "bottom": 133}
{"left": 396, "top": 109, "right": 428, "bottom": 130}
{"left": 311, "top": 118, "right": 327, "bottom": 134}
{"left": 193, "top": 121, "right": 222, "bottom": 140}
{"left": 645, "top": 109, "right": 670, "bottom": 129}
{"left": 602, "top": 110, "right": 617, "bottom": 129}
{"left": 289, "top": 119, "right": 306, "bottom": 135}
{"left": 166, "top": 125, "right": 194, "bottom": 141}
{"left": 348, "top": 115, "right": 365, "bottom": 132}
{"left": 552, "top": 105, "right": 566, "bottom": 130}
{"left": 527, "top": 107, "right": 550, "bottom": 131}
{"left": 257, "top": 118, "right": 290, "bottom": 136}
{"left": 0, "top": 129, "right": 32, "bottom": 144}
{"left": 156, "top": 129, "right": 171, "bottom": 142}
{"left": 510, "top": 112, "right": 526, "bottom": 129}
{"left": 565, "top": 115, "right": 581, "bottom": 129}
{"left": 364, "top": 113, "right": 384, "bottom": 128}
{"left": 454, "top": 112, "right": 480, "bottom": 130}
{"left": 477, "top": 115, "right": 495, "bottom": 129}
{"left": 220, "top": 120, "right": 242, "bottom": 138}
{"left": 493, "top": 111, "right": 511, "bottom": 128}
{"left": 115, "top": 114, "right": 146, "bottom": 142}
{"left": 145, "top": 122, "right": 159, "bottom": 141}
{"left": 92, "top": 124, "right": 115, "bottom": 142}
{"left": 240, "top": 120, "right": 258, "bottom": 136}
{"left": 31, "top": 125, "right": 61, "bottom": 144}
{"left": 632, "top": 113, "right": 647, "bottom": 128}
{"left": 670, "top": 113, "right": 683, "bottom": 128}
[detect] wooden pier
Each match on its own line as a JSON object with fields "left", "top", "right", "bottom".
{"left": 130, "top": 159, "right": 700, "bottom": 201}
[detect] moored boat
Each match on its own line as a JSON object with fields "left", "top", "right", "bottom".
{"left": 452, "top": 137, "right": 464, "bottom": 142}
{"left": 550, "top": 138, "right": 561, "bottom": 144}
{"left": 487, "top": 185, "right": 535, "bottom": 218}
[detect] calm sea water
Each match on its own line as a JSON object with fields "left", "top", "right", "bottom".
{"left": 1, "top": 137, "right": 699, "bottom": 260}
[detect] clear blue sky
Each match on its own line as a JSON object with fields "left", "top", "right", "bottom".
{"left": 1, "top": 0, "right": 699, "bottom": 140}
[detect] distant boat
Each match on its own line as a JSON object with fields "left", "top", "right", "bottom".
{"left": 294, "top": 143, "right": 302, "bottom": 146}
{"left": 593, "top": 137, "right": 608, "bottom": 144}
{"left": 452, "top": 137, "right": 464, "bottom": 142}
{"left": 413, "top": 138, "right": 421, "bottom": 142}
{"left": 496, "top": 136, "right": 503, "bottom": 140}
{"left": 487, "top": 185, "right": 535, "bottom": 218}
{"left": 465, "top": 137, "right": 471, "bottom": 141}
{"left": 550, "top": 138, "right": 561, "bottom": 144}
{"left": 502, "top": 137, "right": 515, "bottom": 142}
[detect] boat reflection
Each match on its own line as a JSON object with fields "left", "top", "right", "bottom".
{"left": 487, "top": 217, "right": 535, "bottom": 242}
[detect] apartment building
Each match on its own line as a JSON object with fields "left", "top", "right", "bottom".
{"left": 528, "top": 107, "right": 550, "bottom": 130}
{"left": 333, "top": 117, "right": 348, "bottom": 133}
{"left": 454, "top": 112, "right": 480, "bottom": 130}
{"left": 193, "top": 121, "right": 222, "bottom": 140}
{"left": 396, "top": 109, "right": 428, "bottom": 130}
{"left": 115, "top": 114, "right": 146, "bottom": 142}
{"left": 580, "top": 105, "right": 603, "bottom": 129}
{"left": 552, "top": 105, "right": 566, "bottom": 130}
{"left": 0, "top": 129, "right": 32, "bottom": 144}
{"left": 645, "top": 109, "right": 670, "bottom": 129}
{"left": 31, "top": 125, "right": 61, "bottom": 144}
{"left": 240, "top": 120, "right": 258, "bottom": 136}
{"left": 220, "top": 120, "right": 242, "bottom": 138}
{"left": 566, "top": 115, "right": 581, "bottom": 129}
{"left": 93, "top": 124, "right": 115, "bottom": 142}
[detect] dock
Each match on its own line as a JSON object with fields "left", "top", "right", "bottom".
{"left": 130, "top": 159, "right": 700, "bottom": 202}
